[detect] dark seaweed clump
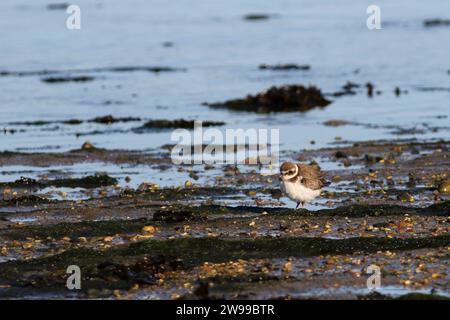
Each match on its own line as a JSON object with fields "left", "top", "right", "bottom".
{"left": 1, "top": 174, "right": 117, "bottom": 189}
{"left": 424, "top": 19, "right": 450, "bottom": 27}
{"left": 243, "top": 14, "right": 271, "bottom": 21}
{"left": 206, "top": 85, "right": 331, "bottom": 113}
{"left": 49, "top": 174, "right": 118, "bottom": 188}
{"left": 41, "top": 76, "right": 95, "bottom": 83}
{"left": 259, "top": 64, "right": 310, "bottom": 71}
{"left": 133, "top": 119, "right": 225, "bottom": 132}
{"left": 89, "top": 115, "right": 141, "bottom": 125}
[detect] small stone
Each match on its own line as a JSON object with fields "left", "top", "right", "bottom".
{"left": 0, "top": 247, "right": 8, "bottom": 256}
{"left": 22, "top": 242, "right": 34, "bottom": 249}
{"left": 82, "top": 141, "right": 94, "bottom": 150}
{"left": 171, "top": 293, "right": 180, "bottom": 300}
{"left": 342, "top": 159, "right": 352, "bottom": 167}
{"left": 438, "top": 180, "right": 450, "bottom": 194}
{"left": 332, "top": 175, "right": 342, "bottom": 183}
{"left": 282, "top": 261, "right": 292, "bottom": 273}
{"left": 142, "top": 225, "right": 156, "bottom": 234}
{"left": 335, "top": 151, "right": 347, "bottom": 159}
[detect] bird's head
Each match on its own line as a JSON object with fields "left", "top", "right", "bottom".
{"left": 280, "top": 161, "right": 299, "bottom": 181}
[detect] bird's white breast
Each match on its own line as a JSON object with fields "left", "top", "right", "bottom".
{"left": 280, "top": 180, "right": 321, "bottom": 203}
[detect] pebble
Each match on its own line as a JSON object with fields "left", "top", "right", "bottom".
{"left": 438, "top": 180, "right": 450, "bottom": 194}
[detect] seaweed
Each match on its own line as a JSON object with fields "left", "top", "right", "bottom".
{"left": 206, "top": 85, "right": 331, "bottom": 113}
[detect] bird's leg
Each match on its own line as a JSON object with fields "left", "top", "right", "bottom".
{"left": 295, "top": 202, "right": 305, "bottom": 209}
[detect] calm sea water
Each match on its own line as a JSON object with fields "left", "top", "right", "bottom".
{"left": 0, "top": 0, "right": 449, "bottom": 153}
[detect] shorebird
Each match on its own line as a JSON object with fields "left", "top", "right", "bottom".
{"left": 279, "top": 161, "right": 326, "bottom": 209}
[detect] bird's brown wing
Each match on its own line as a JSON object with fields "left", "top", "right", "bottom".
{"left": 297, "top": 164, "right": 327, "bottom": 190}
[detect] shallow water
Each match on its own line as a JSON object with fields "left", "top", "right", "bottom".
{"left": 1, "top": 0, "right": 450, "bottom": 153}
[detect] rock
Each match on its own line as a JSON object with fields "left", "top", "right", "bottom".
{"left": 397, "top": 193, "right": 414, "bottom": 203}
{"left": 153, "top": 209, "right": 196, "bottom": 222}
{"left": 89, "top": 115, "right": 141, "bottom": 124}
{"left": 48, "top": 174, "right": 118, "bottom": 188}
{"left": 259, "top": 64, "right": 310, "bottom": 71}
{"left": 82, "top": 141, "right": 95, "bottom": 150}
{"left": 363, "top": 154, "right": 383, "bottom": 163}
{"left": 137, "top": 182, "right": 159, "bottom": 192}
{"left": 96, "top": 255, "right": 183, "bottom": 285}
{"left": 323, "top": 119, "right": 352, "bottom": 127}
{"left": 206, "top": 85, "right": 331, "bottom": 113}
{"left": 438, "top": 180, "right": 450, "bottom": 194}
{"left": 12, "top": 176, "right": 38, "bottom": 186}
{"left": 335, "top": 151, "right": 348, "bottom": 159}
{"left": 408, "top": 173, "right": 416, "bottom": 188}
{"left": 142, "top": 225, "right": 156, "bottom": 234}
{"left": 189, "top": 172, "right": 200, "bottom": 180}
{"left": 282, "top": 261, "right": 292, "bottom": 273}
{"left": 343, "top": 159, "right": 352, "bottom": 167}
